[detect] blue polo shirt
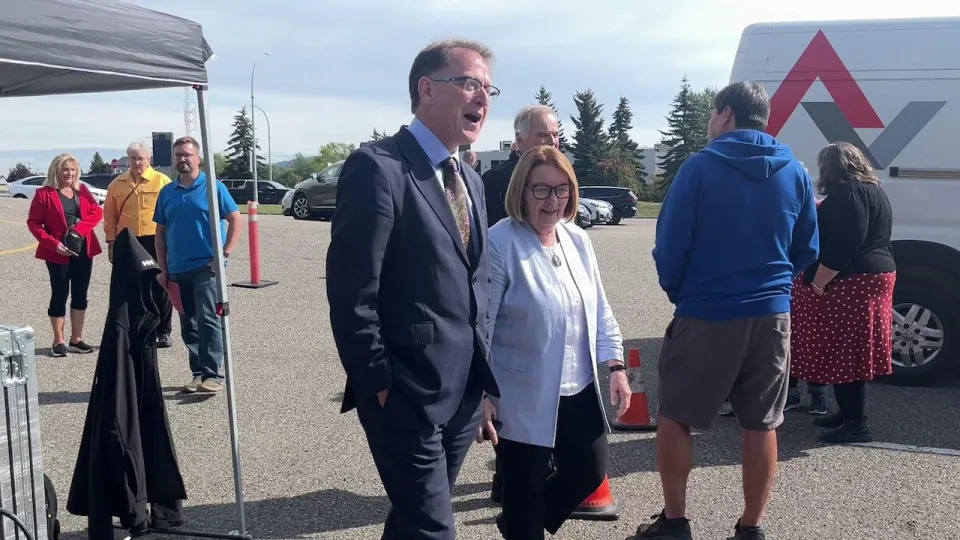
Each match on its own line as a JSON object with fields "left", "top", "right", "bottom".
{"left": 154, "top": 172, "right": 239, "bottom": 275}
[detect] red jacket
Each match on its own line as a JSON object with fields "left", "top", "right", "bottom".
{"left": 27, "top": 185, "right": 104, "bottom": 264}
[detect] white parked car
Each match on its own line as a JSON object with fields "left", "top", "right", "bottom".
{"left": 7, "top": 175, "right": 107, "bottom": 205}
{"left": 579, "top": 197, "right": 613, "bottom": 225}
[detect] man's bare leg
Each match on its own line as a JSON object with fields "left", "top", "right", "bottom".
{"left": 741, "top": 428, "right": 778, "bottom": 526}
{"left": 657, "top": 415, "right": 694, "bottom": 518}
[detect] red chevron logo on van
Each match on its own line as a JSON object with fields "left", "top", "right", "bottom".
{"left": 767, "top": 29, "right": 945, "bottom": 170}
{"left": 767, "top": 30, "right": 884, "bottom": 136}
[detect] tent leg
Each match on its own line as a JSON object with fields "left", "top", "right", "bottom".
{"left": 196, "top": 85, "right": 249, "bottom": 537}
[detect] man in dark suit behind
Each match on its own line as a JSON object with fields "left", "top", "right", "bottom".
{"left": 481, "top": 104, "right": 561, "bottom": 228}
{"left": 326, "top": 39, "right": 501, "bottom": 540}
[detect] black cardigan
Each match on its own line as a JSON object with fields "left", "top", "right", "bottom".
{"left": 804, "top": 180, "right": 896, "bottom": 283}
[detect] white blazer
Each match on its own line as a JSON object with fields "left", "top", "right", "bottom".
{"left": 486, "top": 218, "right": 624, "bottom": 448}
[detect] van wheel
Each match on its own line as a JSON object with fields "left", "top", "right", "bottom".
{"left": 610, "top": 208, "right": 623, "bottom": 225}
{"left": 887, "top": 268, "right": 959, "bottom": 386}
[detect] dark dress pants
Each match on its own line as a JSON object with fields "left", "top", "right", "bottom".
{"left": 497, "top": 383, "right": 608, "bottom": 539}
{"left": 355, "top": 372, "right": 483, "bottom": 540}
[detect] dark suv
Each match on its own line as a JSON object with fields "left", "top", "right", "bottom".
{"left": 577, "top": 186, "right": 638, "bottom": 224}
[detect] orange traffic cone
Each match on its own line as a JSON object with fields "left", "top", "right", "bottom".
{"left": 611, "top": 348, "right": 658, "bottom": 431}
{"left": 569, "top": 475, "right": 619, "bottom": 521}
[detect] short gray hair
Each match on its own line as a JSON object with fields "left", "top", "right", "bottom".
{"left": 514, "top": 104, "right": 556, "bottom": 138}
{"left": 127, "top": 140, "right": 152, "bottom": 157}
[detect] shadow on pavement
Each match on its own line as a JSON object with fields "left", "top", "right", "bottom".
{"left": 60, "top": 482, "right": 496, "bottom": 539}
{"left": 618, "top": 336, "right": 960, "bottom": 454}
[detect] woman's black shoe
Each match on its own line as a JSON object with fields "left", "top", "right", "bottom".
{"left": 813, "top": 412, "right": 843, "bottom": 429}
{"left": 818, "top": 421, "right": 872, "bottom": 444}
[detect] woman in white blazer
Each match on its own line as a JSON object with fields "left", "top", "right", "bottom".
{"left": 477, "top": 146, "right": 631, "bottom": 539}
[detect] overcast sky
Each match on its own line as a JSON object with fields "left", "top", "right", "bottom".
{"left": 1, "top": 0, "right": 956, "bottom": 172}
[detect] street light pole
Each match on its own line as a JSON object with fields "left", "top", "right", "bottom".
{"left": 253, "top": 105, "right": 271, "bottom": 183}
{"left": 232, "top": 51, "right": 278, "bottom": 289}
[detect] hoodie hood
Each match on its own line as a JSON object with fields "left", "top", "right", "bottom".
{"left": 699, "top": 129, "right": 796, "bottom": 181}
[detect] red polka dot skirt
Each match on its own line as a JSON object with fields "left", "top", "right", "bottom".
{"left": 790, "top": 272, "right": 897, "bottom": 384}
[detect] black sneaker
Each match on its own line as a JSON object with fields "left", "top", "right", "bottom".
{"left": 813, "top": 412, "right": 844, "bottom": 429}
{"left": 68, "top": 340, "right": 94, "bottom": 354}
{"left": 783, "top": 391, "right": 802, "bottom": 412}
{"left": 636, "top": 510, "right": 692, "bottom": 539}
{"left": 51, "top": 343, "right": 68, "bottom": 357}
{"left": 808, "top": 392, "right": 828, "bottom": 416}
{"left": 818, "top": 421, "right": 872, "bottom": 444}
{"left": 157, "top": 333, "right": 173, "bottom": 349}
{"left": 733, "top": 518, "right": 766, "bottom": 539}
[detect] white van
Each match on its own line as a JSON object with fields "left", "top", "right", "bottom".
{"left": 731, "top": 17, "right": 960, "bottom": 385}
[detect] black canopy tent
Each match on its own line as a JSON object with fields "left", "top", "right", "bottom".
{"left": 2, "top": 1, "right": 250, "bottom": 538}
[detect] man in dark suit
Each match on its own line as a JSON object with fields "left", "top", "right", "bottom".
{"left": 481, "top": 104, "right": 561, "bottom": 227}
{"left": 326, "top": 39, "right": 501, "bottom": 540}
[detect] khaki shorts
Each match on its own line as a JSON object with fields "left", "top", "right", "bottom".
{"left": 657, "top": 313, "right": 791, "bottom": 431}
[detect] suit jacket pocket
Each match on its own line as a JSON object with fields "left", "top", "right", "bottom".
{"left": 392, "top": 322, "right": 435, "bottom": 346}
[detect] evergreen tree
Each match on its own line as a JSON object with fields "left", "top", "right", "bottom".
{"left": 89, "top": 152, "right": 110, "bottom": 174}
{"left": 534, "top": 86, "right": 569, "bottom": 151}
{"left": 6, "top": 163, "right": 35, "bottom": 182}
{"left": 657, "top": 77, "right": 700, "bottom": 193}
{"left": 223, "top": 107, "right": 266, "bottom": 179}
{"left": 691, "top": 86, "right": 719, "bottom": 152}
{"left": 606, "top": 96, "right": 647, "bottom": 185}
{"left": 369, "top": 128, "right": 387, "bottom": 141}
{"left": 569, "top": 89, "right": 609, "bottom": 186}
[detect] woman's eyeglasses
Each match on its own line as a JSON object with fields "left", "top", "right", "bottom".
{"left": 528, "top": 184, "right": 571, "bottom": 200}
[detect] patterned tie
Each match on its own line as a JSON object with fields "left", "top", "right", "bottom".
{"left": 441, "top": 157, "right": 471, "bottom": 248}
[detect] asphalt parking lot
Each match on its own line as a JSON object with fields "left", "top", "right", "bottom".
{"left": 1, "top": 195, "right": 958, "bottom": 540}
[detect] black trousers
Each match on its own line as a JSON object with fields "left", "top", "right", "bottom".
{"left": 498, "top": 383, "right": 607, "bottom": 539}
{"left": 832, "top": 381, "right": 867, "bottom": 423}
{"left": 137, "top": 235, "right": 173, "bottom": 335}
{"left": 789, "top": 376, "right": 825, "bottom": 392}
{"left": 355, "top": 373, "right": 483, "bottom": 540}
{"left": 46, "top": 253, "right": 93, "bottom": 317}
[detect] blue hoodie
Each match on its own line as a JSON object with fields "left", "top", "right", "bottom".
{"left": 653, "top": 130, "right": 820, "bottom": 320}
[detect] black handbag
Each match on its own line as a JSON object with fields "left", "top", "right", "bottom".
{"left": 63, "top": 228, "right": 85, "bottom": 256}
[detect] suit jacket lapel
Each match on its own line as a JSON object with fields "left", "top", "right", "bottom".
{"left": 395, "top": 128, "right": 469, "bottom": 266}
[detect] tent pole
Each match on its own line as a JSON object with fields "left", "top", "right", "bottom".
{"left": 196, "top": 84, "right": 250, "bottom": 538}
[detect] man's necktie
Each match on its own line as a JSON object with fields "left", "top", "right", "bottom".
{"left": 441, "top": 157, "right": 471, "bottom": 248}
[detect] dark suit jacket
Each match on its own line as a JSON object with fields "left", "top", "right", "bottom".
{"left": 480, "top": 155, "right": 518, "bottom": 227}
{"left": 326, "top": 126, "right": 500, "bottom": 426}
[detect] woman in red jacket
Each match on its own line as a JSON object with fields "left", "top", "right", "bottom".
{"left": 27, "top": 153, "right": 104, "bottom": 357}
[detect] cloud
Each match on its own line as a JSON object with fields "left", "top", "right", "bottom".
{"left": 2, "top": 0, "right": 958, "bottom": 171}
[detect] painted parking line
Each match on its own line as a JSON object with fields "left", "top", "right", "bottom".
{"left": 850, "top": 441, "right": 960, "bottom": 457}
{"left": 0, "top": 218, "right": 37, "bottom": 256}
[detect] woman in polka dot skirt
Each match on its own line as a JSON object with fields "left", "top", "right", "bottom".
{"left": 790, "top": 142, "right": 896, "bottom": 444}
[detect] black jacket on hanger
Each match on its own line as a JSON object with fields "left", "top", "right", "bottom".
{"left": 66, "top": 228, "right": 187, "bottom": 539}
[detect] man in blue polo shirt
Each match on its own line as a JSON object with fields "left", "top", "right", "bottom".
{"left": 154, "top": 136, "right": 242, "bottom": 394}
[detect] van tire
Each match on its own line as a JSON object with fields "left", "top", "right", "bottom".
{"left": 886, "top": 267, "right": 959, "bottom": 386}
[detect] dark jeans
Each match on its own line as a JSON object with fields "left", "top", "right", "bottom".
{"left": 170, "top": 265, "right": 223, "bottom": 381}
{"left": 46, "top": 253, "right": 93, "bottom": 317}
{"left": 498, "top": 383, "right": 607, "bottom": 539}
{"left": 832, "top": 381, "right": 867, "bottom": 423}
{"left": 138, "top": 235, "right": 173, "bottom": 336}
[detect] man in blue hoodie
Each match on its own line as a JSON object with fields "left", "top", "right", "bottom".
{"left": 638, "top": 82, "right": 819, "bottom": 540}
